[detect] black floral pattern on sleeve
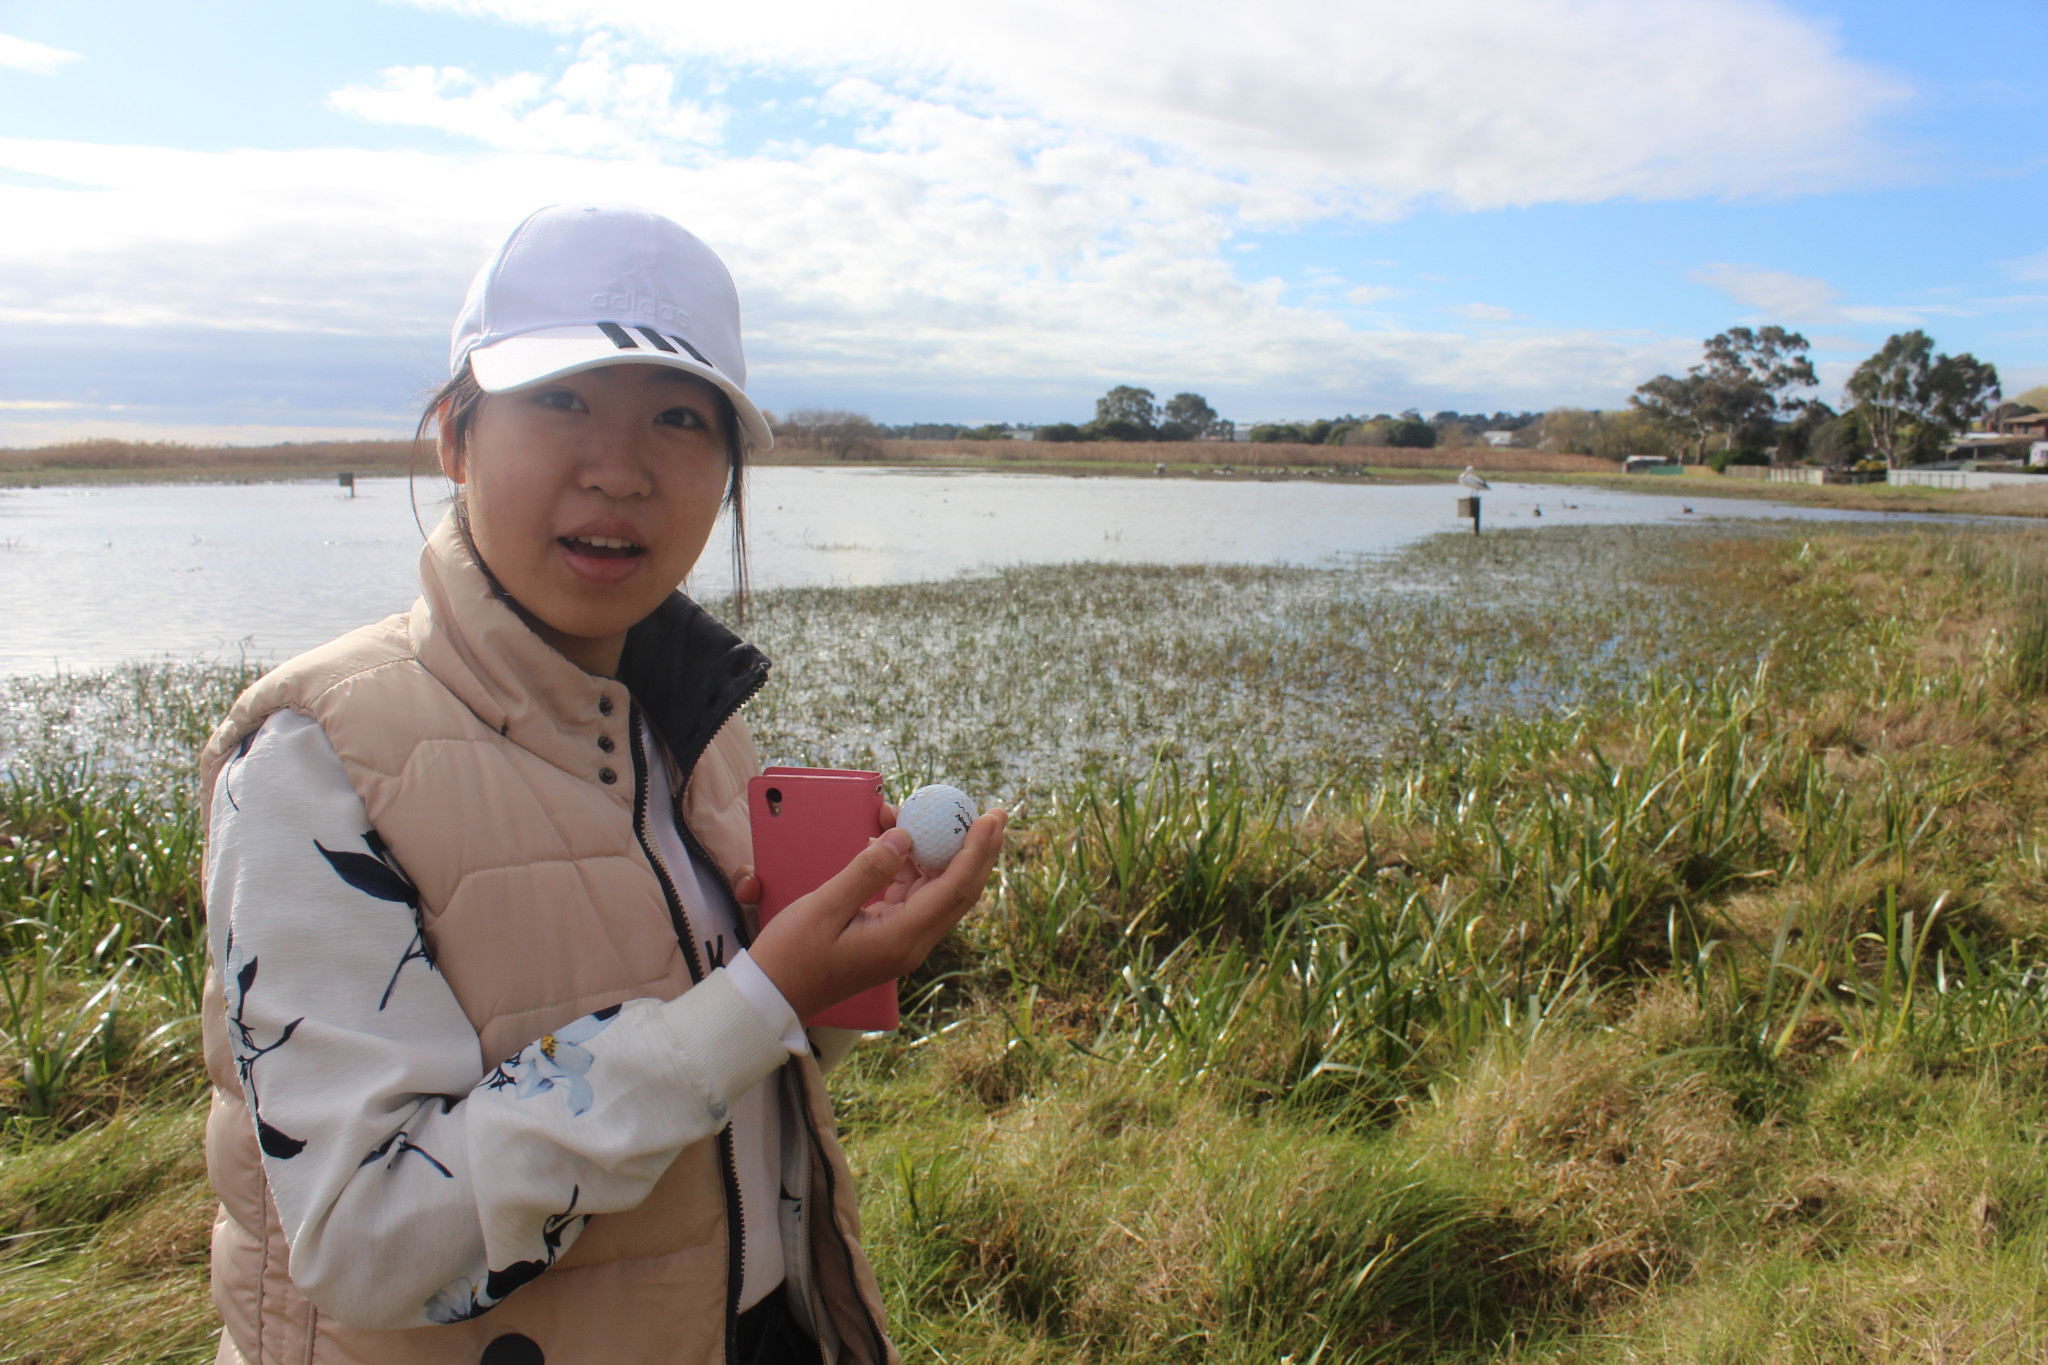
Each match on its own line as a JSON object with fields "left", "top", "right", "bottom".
{"left": 222, "top": 926, "right": 307, "bottom": 1159}
{"left": 422, "top": 1187, "right": 587, "bottom": 1324}
{"left": 361, "top": 1131, "right": 455, "bottom": 1178}
{"left": 315, "top": 830, "right": 436, "bottom": 1009}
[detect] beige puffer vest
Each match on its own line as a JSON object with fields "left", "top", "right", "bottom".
{"left": 196, "top": 515, "right": 895, "bottom": 1365}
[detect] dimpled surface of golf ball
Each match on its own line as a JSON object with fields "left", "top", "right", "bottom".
{"left": 897, "top": 784, "right": 978, "bottom": 871}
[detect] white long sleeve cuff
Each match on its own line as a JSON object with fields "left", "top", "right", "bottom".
{"left": 723, "top": 950, "right": 808, "bottom": 1055}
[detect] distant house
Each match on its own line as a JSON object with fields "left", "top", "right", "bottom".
{"left": 1949, "top": 408, "right": 2047, "bottom": 463}
{"left": 1481, "top": 431, "right": 1515, "bottom": 448}
{"left": 1624, "top": 455, "right": 1679, "bottom": 475}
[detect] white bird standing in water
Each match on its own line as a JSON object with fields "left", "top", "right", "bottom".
{"left": 1459, "top": 467, "right": 1491, "bottom": 491}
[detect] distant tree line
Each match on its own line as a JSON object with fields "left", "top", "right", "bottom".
{"left": 776, "top": 334, "right": 2014, "bottom": 470}
{"left": 1629, "top": 326, "right": 2003, "bottom": 471}
{"left": 1246, "top": 412, "right": 1435, "bottom": 447}
{"left": 1034, "top": 387, "right": 1235, "bottom": 443}
{"left": 768, "top": 409, "right": 885, "bottom": 460}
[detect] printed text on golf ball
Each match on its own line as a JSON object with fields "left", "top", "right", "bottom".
{"left": 896, "top": 784, "right": 979, "bottom": 870}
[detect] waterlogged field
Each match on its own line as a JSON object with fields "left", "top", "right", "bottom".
{"left": 8, "top": 523, "right": 2048, "bottom": 1361}
{"left": 697, "top": 524, "right": 1807, "bottom": 795}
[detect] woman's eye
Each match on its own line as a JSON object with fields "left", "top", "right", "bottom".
{"left": 535, "top": 389, "right": 586, "bottom": 412}
{"left": 658, "top": 407, "right": 705, "bottom": 429}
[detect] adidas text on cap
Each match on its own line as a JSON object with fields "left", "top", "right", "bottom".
{"left": 451, "top": 203, "right": 774, "bottom": 453}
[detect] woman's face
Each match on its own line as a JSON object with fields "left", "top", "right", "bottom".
{"left": 440, "top": 363, "right": 732, "bottom": 676}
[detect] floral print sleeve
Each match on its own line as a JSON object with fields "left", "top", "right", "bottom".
{"left": 206, "top": 711, "right": 792, "bottom": 1331}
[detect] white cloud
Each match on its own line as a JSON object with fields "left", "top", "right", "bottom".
{"left": 1839, "top": 304, "right": 1953, "bottom": 326}
{"left": 1688, "top": 263, "right": 1844, "bottom": 322}
{"left": 8, "top": 1, "right": 1896, "bottom": 433}
{"left": 330, "top": 33, "right": 725, "bottom": 156}
{"left": 0, "top": 33, "right": 82, "bottom": 76}
{"left": 0, "top": 124, "right": 1694, "bottom": 425}
{"left": 2008, "top": 248, "right": 2048, "bottom": 282}
{"left": 1689, "top": 262, "right": 1986, "bottom": 332}
{"left": 1455, "top": 303, "right": 1516, "bottom": 322}
{"left": 391, "top": 0, "right": 1909, "bottom": 211}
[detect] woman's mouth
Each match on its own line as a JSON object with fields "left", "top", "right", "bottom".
{"left": 559, "top": 534, "right": 644, "bottom": 560}
{"left": 558, "top": 532, "right": 648, "bottom": 585}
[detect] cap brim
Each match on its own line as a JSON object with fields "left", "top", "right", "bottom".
{"left": 467, "top": 326, "right": 774, "bottom": 453}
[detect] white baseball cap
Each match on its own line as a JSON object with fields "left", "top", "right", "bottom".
{"left": 450, "top": 203, "right": 774, "bottom": 452}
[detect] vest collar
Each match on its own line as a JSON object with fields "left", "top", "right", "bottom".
{"left": 409, "top": 513, "right": 770, "bottom": 802}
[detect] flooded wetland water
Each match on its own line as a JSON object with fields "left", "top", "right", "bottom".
{"left": 2, "top": 466, "right": 1889, "bottom": 676}
{"left": 1, "top": 467, "right": 1905, "bottom": 793}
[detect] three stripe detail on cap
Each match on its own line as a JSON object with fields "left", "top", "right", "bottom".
{"left": 595, "top": 321, "right": 717, "bottom": 373}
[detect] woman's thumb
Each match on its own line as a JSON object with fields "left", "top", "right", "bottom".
{"left": 806, "top": 828, "right": 911, "bottom": 925}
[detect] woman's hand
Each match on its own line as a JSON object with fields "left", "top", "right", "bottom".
{"left": 731, "top": 803, "right": 924, "bottom": 913}
{"left": 745, "top": 807, "right": 1007, "bottom": 1022}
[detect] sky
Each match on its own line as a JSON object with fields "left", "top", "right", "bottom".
{"left": 0, "top": 0, "right": 2042, "bottom": 444}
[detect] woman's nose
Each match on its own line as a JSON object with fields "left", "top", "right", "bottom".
{"left": 574, "top": 430, "right": 656, "bottom": 498}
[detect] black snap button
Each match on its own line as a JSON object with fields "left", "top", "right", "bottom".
{"left": 599, "top": 767, "right": 618, "bottom": 785}
{"left": 597, "top": 734, "right": 615, "bottom": 753}
{"left": 481, "top": 1334, "right": 544, "bottom": 1365}
{"left": 598, "top": 695, "right": 614, "bottom": 716}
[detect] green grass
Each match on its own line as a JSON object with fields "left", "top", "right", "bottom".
{"left": 9, "top": 524, "right": 2048, "bottom": 1360}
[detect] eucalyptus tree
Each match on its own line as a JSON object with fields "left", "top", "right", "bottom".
{"left": 1845, "top": 331, "right": 2002, "bottom": 469}
{"left": 1631, "top": 326, "right": 1817, "bottom": 463}
{"left": 1161, "top": 392, "right": 1222, "bottom": 440}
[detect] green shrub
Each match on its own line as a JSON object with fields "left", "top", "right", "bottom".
{"left": 1706, "top": 448, "right": 1770, "bottom": 472}
{"left": 1385, "top": 416, "right": 1437, "bottom": 448}
{"left": 1248, "top": 423, "right": 1305, "bottom": 444}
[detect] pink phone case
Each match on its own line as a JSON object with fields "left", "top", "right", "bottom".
{"left": 747, "top": 767, "right": 900, "bottom": 1031}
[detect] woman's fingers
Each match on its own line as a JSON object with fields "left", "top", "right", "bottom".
{"left": 730, "top": 865, "right": 761, "bottom": 907}
{"left": 813, "top": 828, "right": 912, "bottom": 928}
{"left": 747, "top": 810, "right": 1007, "bottom": 1020}
{"left": 854, "top": 809, "right": 1007, "bottom": 967}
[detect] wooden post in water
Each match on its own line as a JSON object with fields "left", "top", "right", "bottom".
{"left": 1456, "top": 494, "right": 1481, "bottom": 535}
{"left": 338, "top": 471, "right": 355, "bottom": 498}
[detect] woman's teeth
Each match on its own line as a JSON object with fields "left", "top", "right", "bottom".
{"left": 563, "top": 535, "right": 643, "bottom": 556}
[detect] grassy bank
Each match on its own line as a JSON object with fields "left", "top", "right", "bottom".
{"left": 8, "top": 524, "right": 2048, "bottom": 1360}
{"left": 1562, "top": 469, "right": 2048, "bottom": 520}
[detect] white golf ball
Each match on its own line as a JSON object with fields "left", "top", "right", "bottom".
{"left": 896, "top": 784, "right": 979, "bottom": 871}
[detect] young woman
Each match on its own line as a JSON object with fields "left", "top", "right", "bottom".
{"left": 197, "top": 203, "right": 1005, "bottom": 1365}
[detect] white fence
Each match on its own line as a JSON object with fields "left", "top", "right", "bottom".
{"left": 1722, "top": 466, "right": 1879, "bottom": 485}
{"left": 1886, "top": 468, "right": 2047, "bottom": 491}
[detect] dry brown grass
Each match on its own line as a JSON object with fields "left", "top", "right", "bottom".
{"left": 811, "top": 438, "right": 1619, "bottom": 473}
{"left": 6, "top": 434, "right": 1618, "bottom": 483}
{"left": 1428, "top": 995, "right": 1759, "bottom": 1306}
{"left": 0, "top": 437, "right": 419, "bottom": 482}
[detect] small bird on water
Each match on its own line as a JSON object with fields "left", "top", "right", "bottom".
{"left": 1459, "top": 467, "right": 1491, "bottom": 491}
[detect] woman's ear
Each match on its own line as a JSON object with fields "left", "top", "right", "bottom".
{"left": 435, "top": 402, "right": 466, "bottom": 484}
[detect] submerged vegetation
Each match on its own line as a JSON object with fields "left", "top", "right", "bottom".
{"left": 8, "top": 523, "right": 2048, "bottom": 1360}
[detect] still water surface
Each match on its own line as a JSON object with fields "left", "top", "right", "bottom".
{"left": 1, "top": 467, "right": 1899, "bottom": 675}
